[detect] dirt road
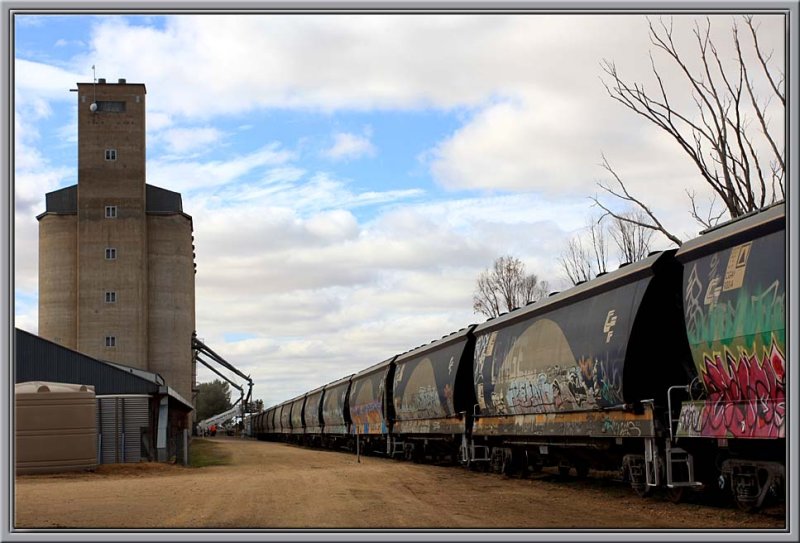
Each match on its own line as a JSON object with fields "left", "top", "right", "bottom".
{"left": 14, "top": 437, "right": 785, "bottom": 530}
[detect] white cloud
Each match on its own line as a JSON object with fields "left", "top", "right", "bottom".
{"left": 323, "top": 131, "right": 376, "bottom": 161}
{"left": 54, "top": 38, "right": 85, "bottom": 48}
{"left": 160, "top": 127, "right": 224, "bottom": 155}
{"left": 147, "top": 142, "right": 295, "bottom": 193}
{"left": 15, "top": 59, "right": 83, "bottom": 101}
{"left": 65, "top": 15, "right": 638, "bottom": 116}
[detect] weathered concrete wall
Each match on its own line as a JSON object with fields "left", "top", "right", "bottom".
{"left": 38, "top": 214, "right": 78, "bottom": 350}
{"left": 147, "top": 213, "right": 195, "bottom": 403}
{"left": 75, "top": 81, "right": 148, "bottom": 368}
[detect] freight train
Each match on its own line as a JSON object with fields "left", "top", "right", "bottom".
{"left": 252, "top": 202, "right": 786, "bottom": 512}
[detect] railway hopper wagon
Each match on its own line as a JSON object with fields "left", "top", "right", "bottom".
{"left": 349, "top": 358, "right": 396, "bottom": 455}
{"left": 672, "top": 202, "right": 785, "bottom": 510}
{"left": 390, "top": 325, "right": 478, "bottom": 462}
{"left": 320, "top": 374, "right": 354, "bottom": 450}
{"left": 466, "top": 249, "right": 696, "bottom": 494}
{"left": 252, "top": 410, "right": 265, "bottom": 440}
{"left": 288, "top": 394, "right": 306, "bottom": 443}
{"left": 278, "top": 400, "right": 293, "bottom": 439}
{"left": 303, "top": 385, "right": 325, "bottom": 447}
{"left": 266, "top": 405, "right": 280, "bottom": 440}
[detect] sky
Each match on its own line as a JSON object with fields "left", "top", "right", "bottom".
{"left": 13, "top": 11, "right": 786, "bottom": 410}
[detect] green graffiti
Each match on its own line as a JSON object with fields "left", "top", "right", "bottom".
{"left": 688, "top": 282, "right": 785, "bottom": 353}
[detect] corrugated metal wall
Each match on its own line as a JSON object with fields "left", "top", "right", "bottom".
{"left": 146, "top": 184, "right": 183, "bottom": 212}
{"left": 44, "top": 185, "right": 77, "bottom": 213}
{"left": 97, "top": 395, "right": 150, "bottom": 464}
{"left": 16, "top": 329, "right": 157, "bottom": 396}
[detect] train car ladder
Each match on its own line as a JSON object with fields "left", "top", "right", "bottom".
{"left": 665, "top": 442, "right": 703, "bottom": 489}
{"left": 644, "top": 438, "right": 660, "bottom": 487}
{"left": 461, "top": 434, "right": 490, "bottom": 464}
{"left": 665, "top": 384, "right": 703, "bottom": 489}
{"left": 389, "top": 436, "right": 405, "bottom": 458}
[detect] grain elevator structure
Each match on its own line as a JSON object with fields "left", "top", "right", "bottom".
{"left": 37, "top": 78, "right": 196, "bottom": 408}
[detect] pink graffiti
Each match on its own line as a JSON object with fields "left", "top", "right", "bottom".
{"left": 700, "top": 339, "right": 785, "bottom": 438}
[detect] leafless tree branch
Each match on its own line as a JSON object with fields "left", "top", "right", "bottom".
{"left": 598, "top": 15, "right": 785, "bottom": 228}
{"left": 592, "top": 155, "right": 684, "bottom": 247}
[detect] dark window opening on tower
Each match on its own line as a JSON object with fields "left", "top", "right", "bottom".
{"left": 105, "top": 248, "right": 117, "bottom": 260}
{"left": 96, "top": 100, "right": 126, "bottom": 112}
{"left": 105, "top": 336, "right": 116, "bottom": 347}
{"left": 105, "top": 291, "right": 117, "bottom": 303}
{"left": 105, "top": 149, "right": 117, "bottom": 161}
{"left": 105, "top": 205, "right": 117, "bottom": 218}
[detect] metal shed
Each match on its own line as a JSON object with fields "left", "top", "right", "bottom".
{"left": 15, "top": 328, "right": 193, "bottom": 464}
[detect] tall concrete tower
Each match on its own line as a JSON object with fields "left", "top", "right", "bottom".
{"left": 37, "top": 78, "right": 196, "bottom": 404}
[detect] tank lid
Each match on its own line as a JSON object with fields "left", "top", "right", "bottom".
{"left": 15, "top": 381, "right": 95, "bottom": 394}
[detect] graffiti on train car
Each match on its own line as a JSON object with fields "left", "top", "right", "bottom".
{"left": 476, "top": 337, "right": 625, "bottom": 416}
{"left": 677, "top": 336, "right": 785, "bottom": 438}
{"left": 679, "top": 231, "right": 785, "bottom": 439}
{"left": 394, "top": 343, "right": 464, "bottom": 421}
{"left": 473, "top": 281, "right": 648, "bottom": 419}
{"left": 395, "top": 357, "right": 449, "bottom": 420}
{"left": 474, "top": 408, "right": 655, "bottom": 438}
{"left": 351, "top": 398, "right": 383, "bottom": 423}
{"left": 393, "top": 417, "right": 465, "bottom": 435}
{"left": 350, "top": 370, "right": 387, "bottom": 434}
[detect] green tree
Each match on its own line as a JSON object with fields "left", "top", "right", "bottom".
{"left": 196, "top": 380, "right": 233, "bottom": 420}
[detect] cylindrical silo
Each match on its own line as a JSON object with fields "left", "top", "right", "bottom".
{"left": 38, "top": 215, "right": 78, "bottom": 350}
{"left": 147, "top": 213, "right": 195, "bottom": 404}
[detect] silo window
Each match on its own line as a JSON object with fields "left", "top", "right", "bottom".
{"left": 105, "top": 205, "right": 117, "bottom": 218}
{"left": 105, "top": 336, "right": 116, "bottom": 347}
{"left": 96, "top": 100, "right": 126, "bottom": 112}
{"left": 105, "top": 291, "right": 117, "bottom": 303}
{"left": 105, "top": 149, "right": 117, "bottom": 161}
{"left": 105, "top": 248, "right": 117, "bottom": 260}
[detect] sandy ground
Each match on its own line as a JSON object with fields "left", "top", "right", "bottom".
{"left": 14, "top": 436, "right": 785, "bottom": 530}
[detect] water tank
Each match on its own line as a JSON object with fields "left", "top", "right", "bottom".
{"left": 16, "top": 381, "right": 97, "bottom": 474}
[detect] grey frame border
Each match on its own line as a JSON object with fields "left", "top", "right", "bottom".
{"left": 2, "top": 1, "right": 797, "bottom": 541}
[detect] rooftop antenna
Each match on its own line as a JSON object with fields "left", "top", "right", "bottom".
{"left": 89, "top": 65, "right": 98, "bottom": 113}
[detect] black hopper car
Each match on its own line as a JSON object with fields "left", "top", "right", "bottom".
{"left": 252, "top": 203, "right": 786, "bottom": 512}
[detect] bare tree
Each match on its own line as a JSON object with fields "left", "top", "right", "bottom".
{"left": 560, "top": 236, "right": 595, "bottom": 286}
{"left": 610, "top": 211, "right": 657, "bottom": 264}
{"left": 560, "top": 217, "right": 609, "bottom": 285}
{"left": 473, "top": 256, "right": 549, "bottom": 318}
{"left": 596, "top": 15, "right": 785, "bottom": 242}
{"left": 561, "top": 213, "right": 655, "bottom": 286}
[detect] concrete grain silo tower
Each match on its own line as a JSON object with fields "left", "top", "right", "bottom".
{"left": 37, "top": 78, "right": 197, "bottom": 407}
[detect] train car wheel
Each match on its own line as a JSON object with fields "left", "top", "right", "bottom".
{"left": 490, "top": 447, "right": 505, "bottom": 474}
{"left": 501, "top": 449, "right": 516, "bottom": 477}
{"left": 575, "top": 463, "right": 590, "bottom": 478}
